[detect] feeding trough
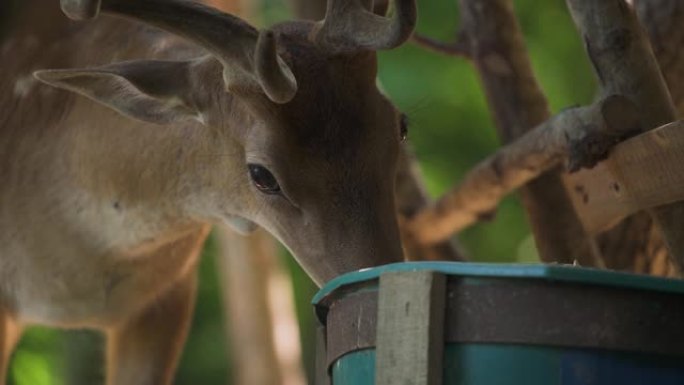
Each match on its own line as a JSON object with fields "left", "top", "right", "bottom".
{"left": 313, "top": 262, "right": 684, "bottom": 385}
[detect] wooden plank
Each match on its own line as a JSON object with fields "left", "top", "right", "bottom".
{"left": 315, "top": 325, "right": 331, "bottom": 385}
{"left": 567, "top": 120, "right": 684, "bottom": 234}
{"left": 375, "top": 271, "right": 446, "bottom": 385}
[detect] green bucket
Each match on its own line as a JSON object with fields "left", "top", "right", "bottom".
{"left": 312, "top": 262, "right": 684, "bottom": 385}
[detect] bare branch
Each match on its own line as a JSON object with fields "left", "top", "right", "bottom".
{"left": 407, "top": 96, "right": 640, "bottom": 246}
{"left": 410, "top": 33, "right": 470, "bottom": 58}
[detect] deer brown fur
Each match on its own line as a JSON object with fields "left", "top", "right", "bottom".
{"left": 0, "top": 0, "right": 415, "bottom": 383}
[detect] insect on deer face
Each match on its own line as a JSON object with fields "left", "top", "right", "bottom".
{"left": 39, "top": 0, "right": 416, "bottom": 285}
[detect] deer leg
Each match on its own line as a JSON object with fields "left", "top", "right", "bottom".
{"left": 0, "top": 305, "right": 22, "bottom": 385}
{"left": 106, "top": 272, "right": 197, "bottom": 385}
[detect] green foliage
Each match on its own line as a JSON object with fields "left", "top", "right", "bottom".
{"left": 6, "top": 0, "right": 597, "bottom": 384}
{"left": 9, "top": 328, "right": 66, "bottom": 385}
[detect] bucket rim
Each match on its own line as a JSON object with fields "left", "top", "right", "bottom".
{"left": 313, "top": 261, "right": 684, "bottom": 305}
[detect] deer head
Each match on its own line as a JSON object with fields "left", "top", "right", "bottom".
{"left": 35, "top": 0, "right": 415, "bottom": 285}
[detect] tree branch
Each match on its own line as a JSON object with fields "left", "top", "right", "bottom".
{"left": 411, "top": 33, "right": 471, "bottom": 58}
{"left": 407, "top": 95, "right": 640, "bottom": 246}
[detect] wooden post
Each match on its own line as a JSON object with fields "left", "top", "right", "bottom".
{"left": 633, "top": 0, "right": 684, "bottom": 115}
{"left": 375, "top": 271, "right": 446, "bottom": 385}
{"left": 566, "top": 121, "right": 684, "bottom": 234}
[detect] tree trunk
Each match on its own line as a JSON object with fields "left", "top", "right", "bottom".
{"left": 285, "top": 0, "right": 326, "bottom": 21}
{"left": 454, "top": 0, "right": 601, "bottom": 267}
{"left": 596, "top": 0, "right": 684, "bottom": 276}
{"left": 567, "top": 0, "right": 682, "bottom": 276}
{"left": 215, "top": 228, "right": 306, "bottom": 385}
{"left": 636, "top": 0, "right": 684, "bottom": 117}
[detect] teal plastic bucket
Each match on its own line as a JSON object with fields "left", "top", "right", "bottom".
{"left": 313, "top": 262, "right": 684, "bottom": 385}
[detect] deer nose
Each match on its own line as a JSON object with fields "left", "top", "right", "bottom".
{"left": 338, "top": 212, "right": 404, "bottom": 271}
{"left": 303, "top": 215, "right": 403, "bottom": 286}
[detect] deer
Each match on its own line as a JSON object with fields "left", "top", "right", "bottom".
{"left": 0, "top": 0, "right": 415, "bottom": 383}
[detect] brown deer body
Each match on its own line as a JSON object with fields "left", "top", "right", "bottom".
{"left": 0, "top": 0, "right": 415, "bottom": 383}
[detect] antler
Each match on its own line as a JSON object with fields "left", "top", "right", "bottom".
{"left": 58, "top": 0, "right": 415, "bottom": 100}
{"left": 60, "top": 0, "right": 297, "bottom": 103}
{"left": 314, "top": 0, "right": 417, "bottom": 53}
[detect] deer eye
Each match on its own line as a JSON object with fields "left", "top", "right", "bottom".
{"left": 399, "top": 114, "right": 409, "bottom": 142}
{"left": 248, "top": 164, "right": 281, "bottom": 194}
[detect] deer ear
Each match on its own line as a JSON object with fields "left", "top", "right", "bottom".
{"left": 34, "top": 60, "right": 204, "bottom": 125}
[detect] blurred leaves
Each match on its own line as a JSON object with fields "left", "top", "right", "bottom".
{"left": 9, "top": 328, "right": 65, "bottom": 385}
